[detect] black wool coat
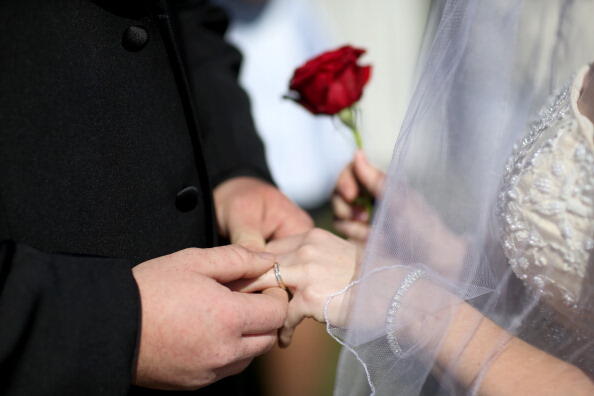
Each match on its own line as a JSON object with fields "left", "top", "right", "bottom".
{"left": 0, "top": 1, "right": 272, "bottom": 395}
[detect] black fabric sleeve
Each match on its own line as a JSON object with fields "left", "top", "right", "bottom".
{"left": 170, "top": 0, "right": 275, "bottom": 188}
{"left": 0, "top": 240, "right": 140, "bottom": 396}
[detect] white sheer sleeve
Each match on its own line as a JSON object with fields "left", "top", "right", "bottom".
{"left": 328, "top": 1, "right": 594, "bottom": 395}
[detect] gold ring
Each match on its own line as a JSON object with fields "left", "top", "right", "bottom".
{"left": 273, "top": 262, "right": 288, "bottom": 291}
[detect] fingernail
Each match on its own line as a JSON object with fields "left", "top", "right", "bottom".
{"left": 279, "top": 336, "right": 290, "bottom": 348}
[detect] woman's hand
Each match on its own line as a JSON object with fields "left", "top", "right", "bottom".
{"left": 336, "top": 154, "right": 467, "bottom": 277}
{"left": 236, "top": 229, "right": 360, "bottom": 346}
{"left": 332, "top": 150, "right": 385, "bottom": 246}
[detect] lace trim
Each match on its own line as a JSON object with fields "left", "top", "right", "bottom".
{"left": 497, "top": 70, "right": 594, "bottom": 312}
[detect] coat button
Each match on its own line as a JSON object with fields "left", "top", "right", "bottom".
{"left": 122, "top": 25, "right": 149, "bottom": 52}
{"left": 175, "top": 186, "right": 199, "bottom": 212}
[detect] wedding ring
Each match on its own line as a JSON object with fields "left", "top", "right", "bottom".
{"left": 273, "top": 262, "right": 288, "bottom": 291}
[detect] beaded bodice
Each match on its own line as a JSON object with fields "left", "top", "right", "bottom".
{"left": 499, "top": 66, "right": 594, "bottom": 319}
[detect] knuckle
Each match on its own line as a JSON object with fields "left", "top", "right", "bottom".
{"left": 302, "top": 287, "right": 322, "bottom": 309}
{"left": 225, "top": 244, "right": 250, "bottom": 264}
{"left": 297, "top": 244, "right": 316, "bottom": 261}
{"left": 214, "top": 298, "right": 242, "bottom": 333}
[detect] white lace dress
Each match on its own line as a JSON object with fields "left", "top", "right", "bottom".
{"left": 498, "top": 65, "right": 594, "bottom": 374}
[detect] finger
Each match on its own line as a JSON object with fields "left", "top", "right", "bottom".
{"left": 334, "top": 220, "right": 371, "bottom": 242}
{"left": 279, "top": 297, "right": 307, "bottom": 348}
{"left": 226, "top": 240, "right": 306, "bottom": 292}
{"left": 229, "top": 268, "right": 277, "bottom": 293}
{"left": 194, "top": 246, "right": 275, "bottom": 283}
{"left": 226, "top": 202, "right": 267, "bottom": 250}
{"left": 265, "top": 233, "right": 307, "bottom": 255}
{"left": 238, "top": 332, "right": 277, "bottom": 361}
{"left": 271, "top": 206, "right": 314, "bottom": 240}
{"left": 353, "top": 151, "right": 385, "bottom": 197}
{"left": 336, "top": 160, "right": 359, "bottom": 202}
{"left": 262, "top": 286, "right": 289, "bottom": 305}
{"left": 231, "top": 228, "right": 266, "bottom": 251}
{"left": 331, "top": 194, "right": 354, "bottom": 221}
{"left": 235, "top": 288, "right": 288, "bottom": 334}
{"left": 232, "top": 259, "right": 304, "bottom": 294}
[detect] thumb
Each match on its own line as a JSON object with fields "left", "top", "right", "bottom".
{"left": 228, "top": 212, "right": 267, "bottom": 251}
{"left": 195, "top": 245, "right": 276, "bottom": 283}
{"left": 231, "top": 228, "right": 266, "bottom": 251}
{"left": 353, "top": 151, "right": 385, "bottom": 197}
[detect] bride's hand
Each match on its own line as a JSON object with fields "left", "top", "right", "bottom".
{"left": 236, "top": 229, "right": 361, "bottom": 346}
{"left": 333, "top": 150, "right": 385, "bottom": 245}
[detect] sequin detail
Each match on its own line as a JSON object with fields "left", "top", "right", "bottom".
{"left": 385, "top": 269, "right": 426, "bottom": 356}
{"left": 498, "top": 74, "right": 593, "bottom": 312}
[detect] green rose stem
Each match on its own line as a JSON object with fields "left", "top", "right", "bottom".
{"left": 338, "top": 107, "right": 363, "bottom": 149}
{"left": 337, "top": 107, "right": 374, "bottom": 217}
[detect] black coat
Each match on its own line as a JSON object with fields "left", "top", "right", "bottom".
{"left": 0, "top": 1, "right": 272, "bottom": 395}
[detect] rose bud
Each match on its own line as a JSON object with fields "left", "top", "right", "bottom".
{"left": 287, "top": 45, "right": 372, "bottom": 116}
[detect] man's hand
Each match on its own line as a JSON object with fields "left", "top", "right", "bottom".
{"left": 214, "top": 177, "right": 314, "bottom": 250}
{"left": 132, "top": 246, "right": 288, "bottom": 390}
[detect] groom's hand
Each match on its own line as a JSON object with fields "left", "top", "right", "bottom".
{"left": 214, "top": 177, "right": 313, "bottom": 250}
{"left": 131, "top": 246, "right": 288, "bottom": 390}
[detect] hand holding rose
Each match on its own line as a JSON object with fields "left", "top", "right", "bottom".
{"left": 333, "top": 150, "right": 385, "bottom": 245}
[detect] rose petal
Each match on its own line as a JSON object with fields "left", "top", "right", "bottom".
{"left": 288, "top": 45, "right": 371, "bottom": 115}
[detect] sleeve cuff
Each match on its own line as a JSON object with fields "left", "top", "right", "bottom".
{"left": 0, "top": 241, "right": 140, "bottom": 395}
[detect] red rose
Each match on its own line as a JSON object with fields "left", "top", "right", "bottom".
{"left": 288, "top": 45, "right": 372, "bottom": 115}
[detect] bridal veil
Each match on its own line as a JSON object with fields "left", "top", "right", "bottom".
{"left": 327, "top": 0, "right": 594, "bottom": 394}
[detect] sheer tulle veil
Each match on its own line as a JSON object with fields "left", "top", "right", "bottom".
{"left": 326, "top": 0, "right": 594, "bottom": 395}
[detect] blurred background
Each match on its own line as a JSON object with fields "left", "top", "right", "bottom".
{"left": 212, "top": 0, "right": 432, "bottom": 394}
